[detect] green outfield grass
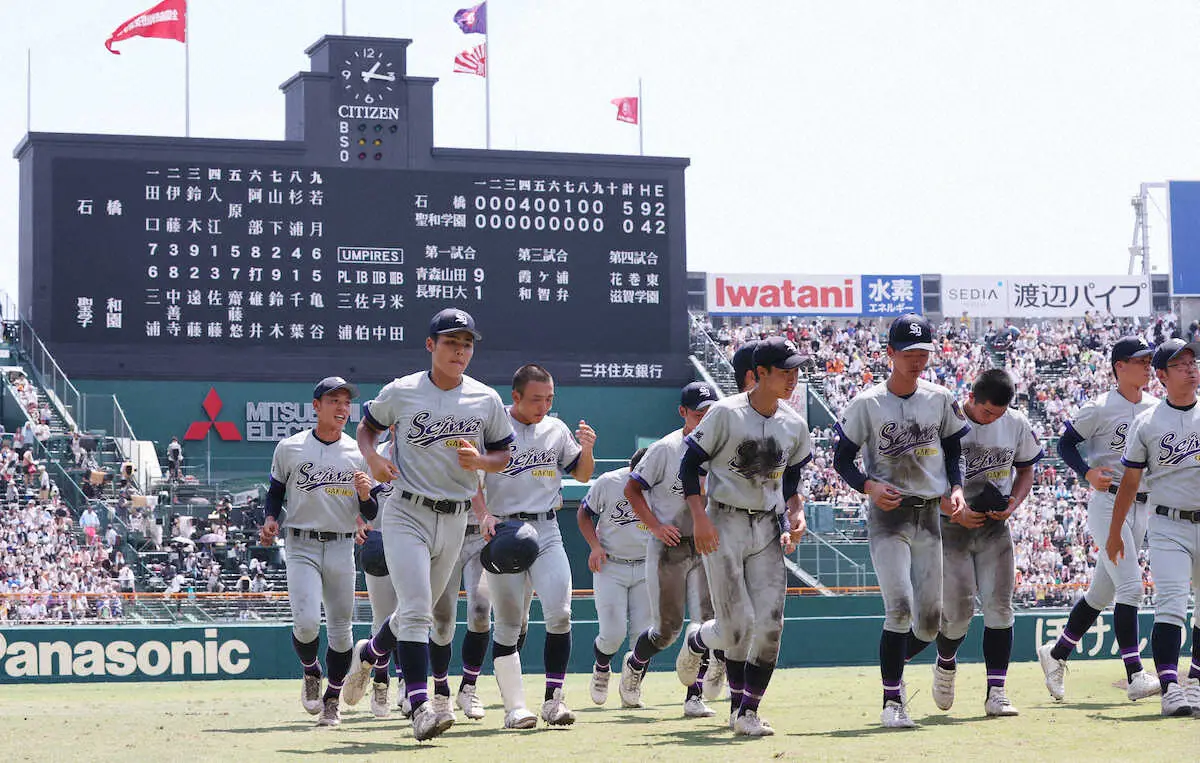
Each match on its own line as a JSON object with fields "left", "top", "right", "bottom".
{"left": 0, "top": 660, "right": 1193, "bottom": 762}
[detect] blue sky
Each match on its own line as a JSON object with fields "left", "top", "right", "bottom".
{"left": 3, "top": 0, "right": 1199, "bottom": 308}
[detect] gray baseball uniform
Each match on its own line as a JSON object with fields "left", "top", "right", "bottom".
{"left": 629, "top": 428, "right": 714, "bottom": 651}
{"left": 941, "top": 408, "right": 1043, "bottom": 639}
{"left": 686, "top": 393, "right": 812, "bottom": 666}
{"left": 484, "top": 410, "right": 582, "bottom": 647}
{"left": 1122, "top": 401, "right": 1200, "bottom": 629}
{"left": 837, "top": 379, "right": 969, "bottom": 640}
{"left": 582, "top": 467, "right": 653, "bottom": 657}
{"left": 1066, "top": 391, "right": 1159, "bottom": 610}
{"left": 363, "top": 371, "right": 513, "bottom": 642}
{"left": 271, "top": 429, "right": 366, "bottom": 651}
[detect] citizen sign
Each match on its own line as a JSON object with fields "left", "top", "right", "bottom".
{"left": 245, "top": 401, "right": 364, "bottom": 442}
{"left": 0, "top": 629, "right": 249, "bottom": 678}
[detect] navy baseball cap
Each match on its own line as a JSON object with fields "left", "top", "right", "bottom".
{"left": 680, "top": 381, "right": 719, "bottom": 411}
{"left": 429, "top": 308, "right": 482, "bottom": 340}
{"left": 1151, "top": 338, "right": 1200, "bottom": 370}
{"left": 888, "top": 314, "right": 936, "bottom": 352}
{"left": 753, "top": 336, "right": 803, "bottom": 370}
{"left": 313, "top": 376, "right": 358, "bottom": 399}
{"left": 731, "top": 340, "right": 759, "bottom": 381}
{"left": 1110, "top": 336, "right": 1153, "bottom": 363}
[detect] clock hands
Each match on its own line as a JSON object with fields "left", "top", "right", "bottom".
{"left": 360, "top": 62, "right": 396, "bottom": 83}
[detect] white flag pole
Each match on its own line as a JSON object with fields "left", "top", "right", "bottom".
{"left": 484, "top": 32, "right": 491, "bottom": 149}
{"left": 341, "top": 0, "right": 347, "bottom": 34}
{"left": 637, "top": 76, "right": 644, "bottom": 156}
{"left": 184, "top": 6, "right": 191, "bottom": 137}
{"left": 26, "top": 48, "right": 32, "bottom": 132}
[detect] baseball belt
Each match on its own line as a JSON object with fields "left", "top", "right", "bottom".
{"left": 896, "top": 496, "right": 937, "bottom": 509}
{"left": 605, "top": 554, "right": 645, "bottom": 566}
{"left": 465, "top": 525, "right": 480, "bottom": 536}
{"left": 399, "top": 490, "right": 470, "bottom": 514}
{"left": 1155, "top": 505, "right": 1200, "bottom": 523}
{"left": 713, "top": 501, "right": 776, "bottom": 518}
{"left": 508, "top": 510, "right": 557, "bottom": 522}
{"left": 1107, "top": 485, "right": 1149, "bottom": 503}
{"left": 290, "top": 528, "right": 354, "bottom": 542}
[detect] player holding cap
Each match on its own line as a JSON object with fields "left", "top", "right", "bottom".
{"left": 833, "top": 314, "right": 969, "bottom": 729}
{"left": 259, "top": 376, "right": 379, "bottom": 727}
{"left": 1038, "top": 336, "right": 1161, "bottom": 702}
{"left": 923, "top": 369, "right": 1043, "bottom": 717}
{"left": 477, "top": 363, "right": 596, "bottom": 729}
{"left": 1106, "top": 337, "right": 1200, "bottom": 717}
{"left": 672, "top": 338, "right": 812, "bottom": 736}
{"left": 576, "top": 449, "right": 664, "bottom": 707}
{"left": 342, "top": 308, "right": 514, "bottom": 742}
{"left": 617, "top": 382, "right": 722, "bottom": 718}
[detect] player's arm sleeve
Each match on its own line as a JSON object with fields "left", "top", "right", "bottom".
{"left": 1120, "top": 413, "right": 1150, "bottom": 469}
{"left": 358, "top": 495, "right": 378, "bottom": 521}
{"left": 361, "top": 382, "right": 400, "bottom": 432}
{"left": 941, "top": 434, "right": 964, "bottom": 488}
{"left": 1056, "top": 423, "right": 1089, "bottom": 478}
{"left": 681, "top": 407, "right": 726, "bottom": 497}
{"left": 265, "top": 445, "right": 290, "bottom": 520}
{"left": 782, "top": 462, "right": 806, "bottom": 501}
{"left": 483, "top": 393, "right": 515, "bottom": 451}
{"left": 833, "top": 428, "right": 869, "bottom": 494}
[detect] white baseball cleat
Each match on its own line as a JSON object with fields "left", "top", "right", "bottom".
{"left": 370, "top": 681, "right": 390, "bottom": 718}
{"left": 881, "top": 699, "right": 915, "bottom": 729}
{"left": 683, "top": 695, "right": 716, "bottom": 718}
{"left": 1126, "top": 670, "right": 1162, "bottom": 701}
{"left": 1160, "top": 682, "right": 1192, "bottom": 717}
{"left": 317, "top": 696, "right": 341, "bottom": 726}
{"left": 411, "top": 700, "right": 455, "bottom": 741}
{"left": 675, "top": 624, "right": 704, "bottom": 687}
{"left": 1185, "top": 677, "right": 1200, "bottom": 717}
{"left": 456, "top": 684, "right": 486, "bottom": 720}
{"left": 540, "top": 688, "right": 577, "bottom": 726}
{"left": 618, "top": 652, "right": 645, "bottom": 708}
{"left": 702, "top": 656, "right": 726, "bottom": 700}
{"left": 504, "top": 708, "right": 538, "bottom": 729}
{"left": 301, "top": 674, "right": 323, "bottom": 715}
{"left": 589, "top": 665, "right": 611, "bottom": 705}
{"left": 984, "top": 686, "right": 1019, "bottom": 717}
{"left": 1036, "top": 642, "right": 1067, "bottom": 701}
{"left": 733, "top": 710, "right": 775, "bottom": 737}
{"left": 932, "top": 664, "right": 956, "bottom": 711}
{"left": 431, "top": 692, "right": 457, "bottom": 724}
{"left": 341, "top": 639, "right": 375, "bottom": 707}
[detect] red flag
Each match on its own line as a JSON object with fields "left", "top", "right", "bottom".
{"left": 453, "top": 44, "right": 487, "bottom": 77}
{"left": 106, "top": 0, "right": 187, "bottom": 55}
{"left": 611, "top": 97, "right": 639, "bottom": 125}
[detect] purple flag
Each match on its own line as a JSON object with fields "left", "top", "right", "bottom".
{"left": 454, "top": 2, "right": 487, "bottom": 34}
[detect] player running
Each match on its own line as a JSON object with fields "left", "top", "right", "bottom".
{"left": 672, "top": 338, "right": 813, "bottom": 737}
{"left": 617, "top": 382, "right": 722, "bottom": 718}
{"left": 1106, "top": 337, "right": 1200, "bottom": 717}
{"left": 478, "top": 363, "right": 596, "bottom": 729}
{"left": 342, "top": 308, "right": 514, "bottom": 742}
{"left": 259, "top": 376, "right": 379, "bottom": 727}
{"left": 1037, "top": 336, "right": 1161, "bottom": 703}
{"left": 833, "top": 314, "right": 969, "bottom": 729}
{"left": 927, "top": 369, "right": 1043, "bottom": 717}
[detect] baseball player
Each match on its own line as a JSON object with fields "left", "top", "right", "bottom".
{"left": 833, "top": 314, "right": 969, "bottom": 729}
{"left": 342, "top": 308, "right": 515, "bottom": 742}
{"left": 258, "top": 376, "right": 378, "bottom": 727}
{"left": 1106, "top": 337, "right": 1200, "bottom": 717}
{"left": 474, "top": 363, "right": 595, "bottom": 729}
{"left": 668, "top": 338, "right": 813, "bottom": 737}
{"left": 926, "top": 369, "right": 1043, "bottom": 717}
{"left": 617, "top": 382, "right": 723, "bottom": 719}
{"left": 731, "top": 340, "right": 759, "bottom": 394}
{"left": 358, "top": 525, "right": 405, "bottom": 718}
{"left": 1037, "top": 336, "right": 1161, "bottom": 702}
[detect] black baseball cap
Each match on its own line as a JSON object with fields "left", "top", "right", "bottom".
{"left": 888, "top": 313, "right": 936, "bottom": 352}
{"left": 313, "top": 376, "right": 358, "bottom": 400}
{"left": 1151, "top": 338, "right": 1200, "bottom": 370}
{"left": 753, "top": 336, "right": 803, "bottom": 370}
{"left": 429, "top": 308, "right": 482, "bottom": 340}
{"left": 1111, "top": 336, "right": 1153, "bottom": 363}
{"left": 731, "top": 340, "right": 759, "bottom": 381}
{"left": 680, "top": 381, "right": 719, "bottom": 411}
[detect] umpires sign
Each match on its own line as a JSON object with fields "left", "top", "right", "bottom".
{"left": 14, "top": 36, "right": 689, "bottom": 386}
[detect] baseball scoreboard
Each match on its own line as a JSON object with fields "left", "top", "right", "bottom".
{"left": 15, "top": 36, "right": 689, "bottom": 386}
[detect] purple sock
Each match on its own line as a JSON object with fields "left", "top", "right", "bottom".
{"left": 725, "top": 659, "right": 746, "bottom": 715}
{"left": 739, "top": 661, "right": 775, "bottom": 715}
{"left": 323, "top": 648, "right": 352, "bottom": 700}
{"left": 1191, "top": 627, "right": 1200, "bottom": 680}
{"left": 292, "top": 635, "right": 321, "bottom": 677}
{"left": 459, "top": 629, "right": 489, "bottom": 689}
{"left": 1113, "top": 604, "right": 1142, "bottom": 679}
{"left": 983, "top": 626, "right": 1012, "bottom": 690}
{"left": 1151, "top": 622, "right": 1183, "bottom": 693}
{"left": 1050, "top": 599, "right": 1100, "bottom": 661}
{"left": 880, "top": 630, "right": 906, "bottom": 706}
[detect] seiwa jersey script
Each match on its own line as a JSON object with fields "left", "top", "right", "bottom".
{"left": 960, "top": 407, "right": 1044, "bottom": 504}
{"left": 1122, "top": 401, "right": 1200, "bottom": 509}
{"left": 838, "top": 379, "right": 969, "bottom": 499}
{"left": 1065, "top": 390, "right": 1158, "bottom": 476}
{"left": 484, "top": 409, "right": 582, "bottom": 517}
{"left": 364, "top": 371, "right": 512, "bottom": 503}
{"left": 270, "top": 429, "right": 365, "bottom": 534}
{"left": 582, "top": 466, "right": 648, "bottom": 561}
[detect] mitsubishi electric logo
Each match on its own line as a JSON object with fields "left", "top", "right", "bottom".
{"left": 184, "top": 388, "right": 242, "bottom": 441}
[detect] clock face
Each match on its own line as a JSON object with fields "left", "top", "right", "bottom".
{"left": 340, "top": 46, "right": 397, "bottom": 105}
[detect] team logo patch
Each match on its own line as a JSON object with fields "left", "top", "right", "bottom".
{"left": 499, "top": 445, "right": 560, "bottom": 478}
{"left": 1157, "top": 431, "right": 1200, "bottom": 466}
{"left": 294, "top": 462, "right": 357, "bottom": 493}
{"left": 608, "top": 499, "right": 641, "bottom": 527}
{"left": 963, "top": 446, "right": 1015, "bottom": 481}
{"left": 1109, "top": 423, "right": 1130, "bottom": 452}
{"left": 878, "top": 421, "right": 940, "bottom": 458}
{"left": 729, "top": 437, "right": 785, "bottom": 482}
{"left": 406, "top": 411, "right": 484, "bottom": 448}
{"left": 951, "top": 400, "right": 966, "bottom": 421}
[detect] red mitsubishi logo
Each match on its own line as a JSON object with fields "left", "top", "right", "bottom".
{"left": 184, "top": 388, "right": 242, "bottom": 441}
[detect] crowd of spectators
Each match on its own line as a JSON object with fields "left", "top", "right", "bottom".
{"left": 697, "top": 310, "right": 1189, "bottom": 608}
